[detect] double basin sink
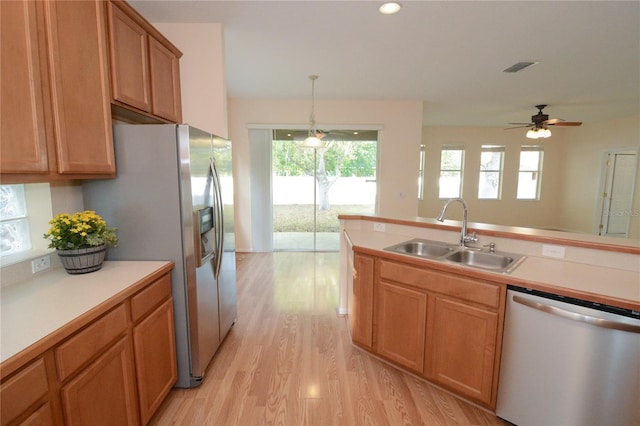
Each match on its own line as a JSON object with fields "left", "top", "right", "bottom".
{"left": 384, "top": 238, "right": 526, "bottom": 273}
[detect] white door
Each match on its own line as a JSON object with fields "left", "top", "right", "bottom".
{"left": 598, "top": 150, "right": 637, "bottom": 237}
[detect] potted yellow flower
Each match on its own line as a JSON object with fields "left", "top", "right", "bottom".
{"left": 43, "top": 210, "right": 118, "bottom": 274}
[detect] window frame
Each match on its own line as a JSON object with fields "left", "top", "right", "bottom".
{"left": 517, "top": 145, "right": 544, "bottom": 200}
{"left": 438, "top": 145, "right": 465, "bottom": 199}
{"left": 0, "top": 184, "right": 32, "bottom": 257}
{"left": 477, "top": 145, "right": 505, "bottom": 200}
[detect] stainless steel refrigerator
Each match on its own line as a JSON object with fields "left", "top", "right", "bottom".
{"left": 83, "top": 124, "right": 236, "bottom": 388}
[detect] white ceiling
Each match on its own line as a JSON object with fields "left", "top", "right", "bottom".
{"left": 129, "top": 0, "right": 640, "bottom": 127}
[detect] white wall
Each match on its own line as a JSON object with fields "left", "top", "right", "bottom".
{"left": 419, "top": 126, "right": 566, "bottom": 229}
{"left": 228, "top": 99, "right": 423, "bottom": 251}
{"left": 154, "top": 23, "right": 228, "bottom": 138}
{"left": 419, "top": 115, "right": 640, "bottom": 239}
{"left": 561, "top": 115, "right": 640, "bottom": 239}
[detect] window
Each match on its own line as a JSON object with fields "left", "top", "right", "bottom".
{"left": 517, "top": 145, "right": 544, "bottom": 200}
{"left": 478, "top": 145, "right": 504, "bottom": 199}
{"left": 0, "top": 185, "right": 32, "bottom": 257}
{"left": 439, "top": 146, "right": 464, "bottom": 198}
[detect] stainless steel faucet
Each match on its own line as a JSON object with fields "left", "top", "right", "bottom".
{"left": 436, "top": 198, "right": 478, "bottom": 247}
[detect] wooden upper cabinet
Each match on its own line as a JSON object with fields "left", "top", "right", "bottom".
{"left": 44, "top": 0, "right": 115, "bottom": 175}
{"left": 0, "top": 1, "right": 49, "bottom": 173}
{"left": 1, "top": 0, "right": 115, "bottom": 181}
{"left": 149, "top": 37, "right": 182, "bottom": 122}
{"left": 108, "top": 1, "right": 151, "bottom": 112}
{"left": 107, "top": 1, "right": 182, "bottom": 123}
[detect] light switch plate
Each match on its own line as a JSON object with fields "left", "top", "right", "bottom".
{"left": 542, "top": 244, "right": 565, "bottom": 259}
{"left": 373, "top": 222, "right": 386, "bottom": 232}
{"left": 31, "top": 255, "right": 51, "bottom": 273}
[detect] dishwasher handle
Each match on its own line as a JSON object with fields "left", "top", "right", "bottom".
{"left": 513, "top": 294, "right": 640, "bottom": 334}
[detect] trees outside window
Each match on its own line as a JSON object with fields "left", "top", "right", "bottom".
{"left": 478, "top": 145, "right": 504, "bottom": 199}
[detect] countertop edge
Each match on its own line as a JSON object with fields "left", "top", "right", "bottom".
{"left": 347, "top": 231, "right": 640, "bottom": 312}
{"left": 0, "top": 261, "right": 174, "bottom": 379}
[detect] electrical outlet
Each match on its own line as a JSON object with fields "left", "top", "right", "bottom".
{"left": 31, "top": 255, "right": 51, "bottom": 274}
{"left": 373, "top": 222, "right": 386, "bottom": 232}
{"left": 542, "top": 244, "right": 565, "bottom": 259}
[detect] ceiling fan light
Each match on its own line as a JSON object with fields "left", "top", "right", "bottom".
{"left": 526, "top": 129, "right": 539, "bottom": 139}
{"left": 540, "top": 128, "right": 552, "bottom": 138}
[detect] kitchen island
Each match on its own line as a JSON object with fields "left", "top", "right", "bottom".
{"left": 339, "top": 215, "right": 640, "bottom": 311}
{"left": 338, "top": 215, "right": 639, "bottom": 411}
{"left": 0, "top": 260, "right": 176, "bottom": 425}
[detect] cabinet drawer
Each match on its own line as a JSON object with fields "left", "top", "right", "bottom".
{"left": 379, "top": 260, "right": 500, "bottom": 308}
{"left": 0, "top": 358, "right": 49, "bottom": 425}
{"left": 55, "top": 304, "right": 128, "bottom": 381}
{"left": 130, "top": 273, "right": 172, "bottom": 322}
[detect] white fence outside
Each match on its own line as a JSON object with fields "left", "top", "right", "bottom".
{"left": 273, "top": 176, "right": 376, "bottom": 205}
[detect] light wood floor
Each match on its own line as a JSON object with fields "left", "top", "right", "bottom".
{"left": 150, "top": 252, "right": 507, "bottom": 425}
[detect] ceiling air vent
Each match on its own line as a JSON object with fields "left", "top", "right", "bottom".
{"left": 503, "top": 61, "right": 538, "bottom": 73}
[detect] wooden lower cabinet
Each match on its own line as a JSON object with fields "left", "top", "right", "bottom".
{"left": 0, "top": 269, "right": 177, "bottom": 426}
{"left": 375, "top": 280, "right": 427, "bottom": 373}
{"left": 0, "top": 357, "right": 57, "bottom": 426}
{"left": 359, "top": 254, "right": 505, "bottom": 410}
{"left": 349, "top": 253, "right": 374, "bottom": 348}
{"left": 426, "top": 296, "right": 499, "bottom": 406}
{"left": 60, "top": 337, "right": 138, "bottom": 426}
{"left": 133, "top": 298, "right": 177, "bottom": 425}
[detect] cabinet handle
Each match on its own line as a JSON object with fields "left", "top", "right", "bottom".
{"left": 513, "top": 295, "right": 640, "bottom": 334}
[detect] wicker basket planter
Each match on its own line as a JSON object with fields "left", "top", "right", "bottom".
{"left": 57, "top": 245, "right": 107, "bottom": 274}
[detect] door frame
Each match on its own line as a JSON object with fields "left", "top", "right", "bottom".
{"left": 593, "top": 148, "right": 638, "bottom": 237}
{"left": 248, "top": 124, "right": 381, "bottom": 252}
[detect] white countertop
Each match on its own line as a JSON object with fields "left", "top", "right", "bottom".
{"left": 345, "top": 229, "right": 640, "bottom": 309}
{"left": 0, "top": 261, "right": 172, "bottom": 363}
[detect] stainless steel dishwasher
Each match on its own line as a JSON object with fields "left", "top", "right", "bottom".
{"left": 496, "top": 286, "right": 640, "bottom": 426}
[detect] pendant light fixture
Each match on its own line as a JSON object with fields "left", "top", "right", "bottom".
{"left": 301, "top": 75, "right": 325, "bottom": 149}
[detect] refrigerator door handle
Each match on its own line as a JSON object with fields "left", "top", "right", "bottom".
{"left": 209, "top": 158, "right": 224, "bottom": 279}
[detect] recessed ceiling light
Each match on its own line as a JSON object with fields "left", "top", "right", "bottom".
{"left": 379, "top": 2, "right": 402, "bottom": 15}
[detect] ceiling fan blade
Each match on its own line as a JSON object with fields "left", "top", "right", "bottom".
{"left": 544, "top": 118, "right": 565, "bottom": 125}
{"left": 549, "top": 121, "right": 582, "bottom": 126}
{"left": 508, "top": 122, "right": 533, "bottom": 125}
{"left": 504, "top": 125, "right": 531, "bottom": 130}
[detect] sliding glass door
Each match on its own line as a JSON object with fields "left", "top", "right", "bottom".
{"left": 272, "top": 130, "right": 378, "bottom": 251}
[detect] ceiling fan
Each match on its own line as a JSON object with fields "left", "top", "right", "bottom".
{"left": 505, "top": 105, "right": 582, "bottom": 139}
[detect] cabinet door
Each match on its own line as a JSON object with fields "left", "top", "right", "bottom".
{"left": 375, "top": 280, "right": 427, "bottom": 373}
{"left": 60, "top": 336, "right": 139, "bottom": 426}
{"left": 427, "top": 296, "right": 498, "bottom": 406}
{"left": 149, "top": 37, "right": 182, "bottom": 123}
{"left": 0, "top": 0, "right": 49, "bottom": 173}
{"left": 133, "top": 298, "right": 177, "bottom": 425}
{"left": 0, "top": 358, "right": 54, "bottom": 426}
{"left": 107, "top": 1, "right": 151, "bottom": 112}
{"left": 349, "top": 253, "right": 374, "bottom": 348}
{"left": 44, "top": 0, "right": 114, "bottom": 175}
